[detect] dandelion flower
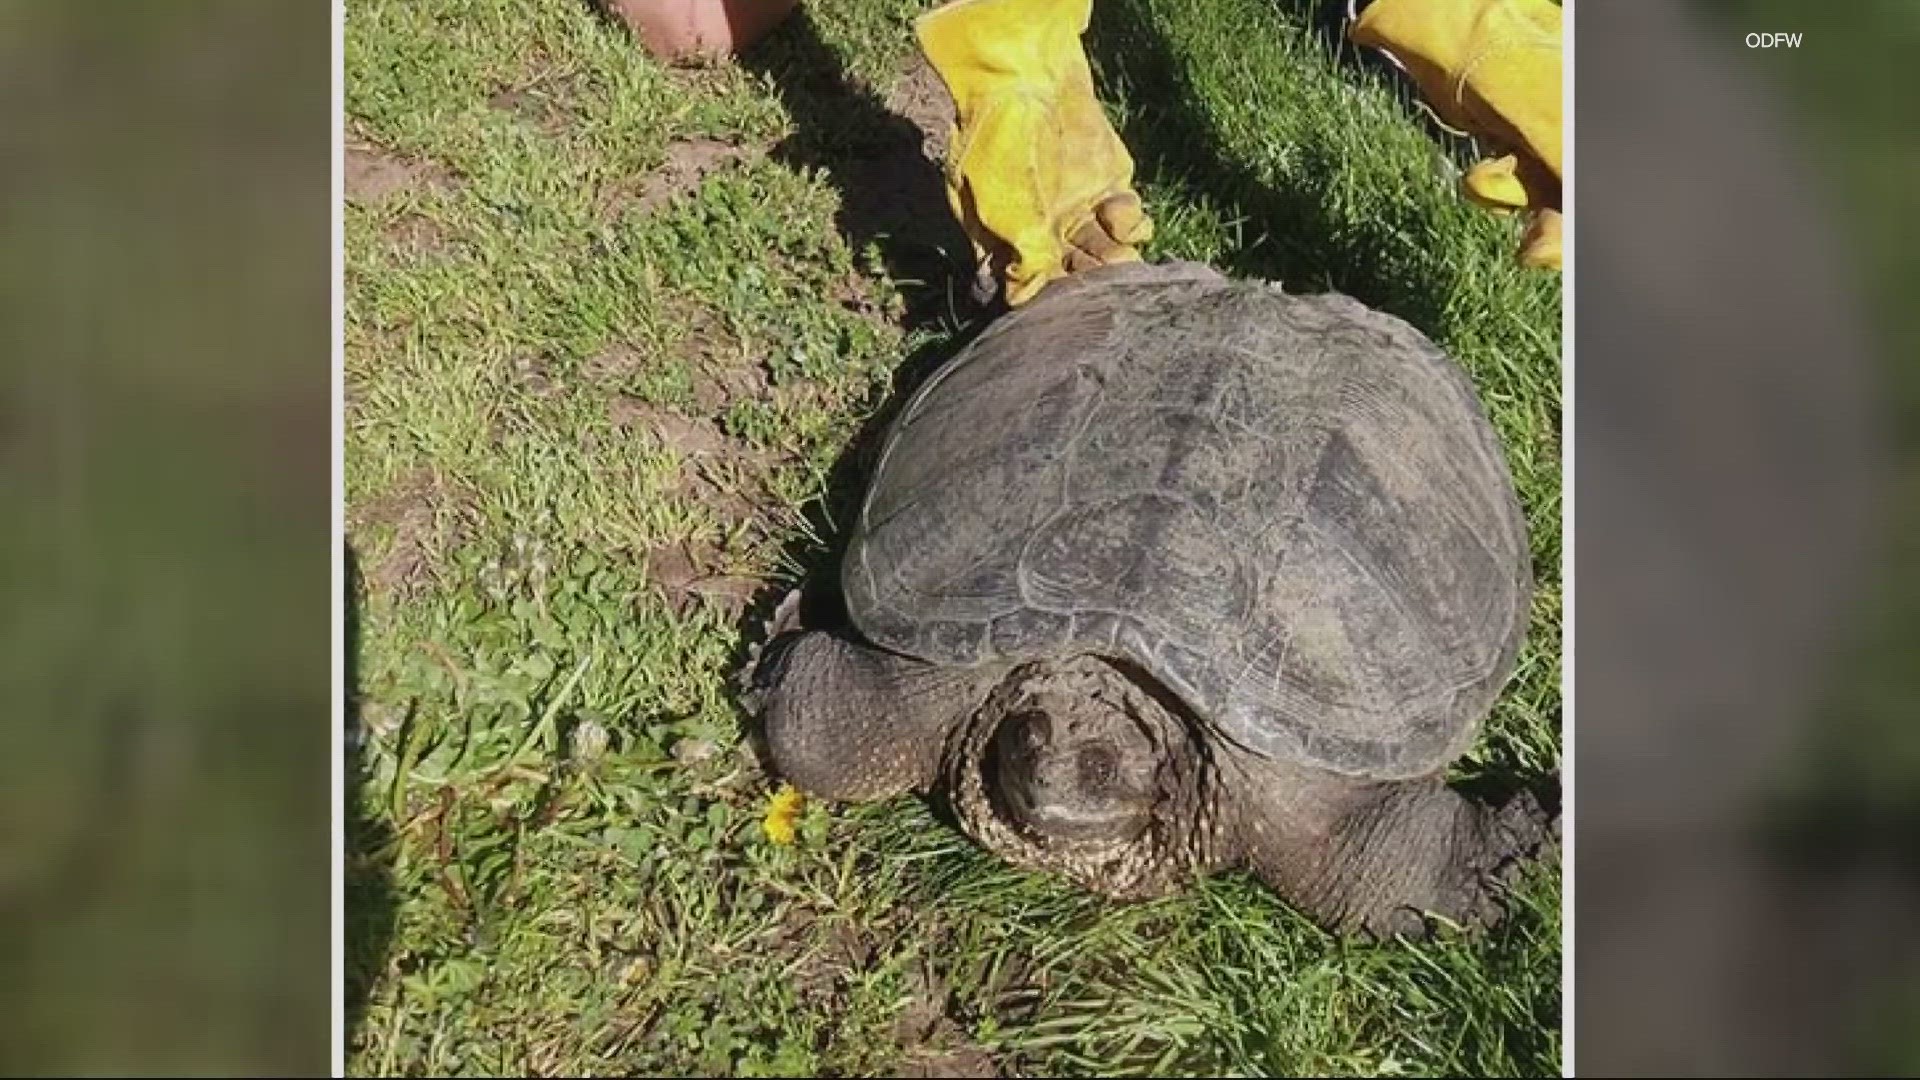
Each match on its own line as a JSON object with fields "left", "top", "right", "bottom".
{"left": 763, "top": 784, "right": 806, "bottom": 846}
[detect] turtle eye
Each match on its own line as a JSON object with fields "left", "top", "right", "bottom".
{"left": 1010, "top": 709, "right": 1053, "bottom": 749}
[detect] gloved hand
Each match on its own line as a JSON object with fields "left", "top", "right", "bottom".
{"left": 916, "top": 0, "right": 1153, "bottom": 307}
{"left": 1349, "top": 0, "right": 1563, "bottom": 270}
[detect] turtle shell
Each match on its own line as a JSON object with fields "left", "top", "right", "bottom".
{"left": 843, "top": 261, "right": 1532, "bottom": 778}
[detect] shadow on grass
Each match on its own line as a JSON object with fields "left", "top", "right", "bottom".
{"left": 719, "top": 10, "right": 993, "bottom": 762}
{"left": 1267, "top": 0, "right": 1491, "bottom": 153}
{"left": 740, "top": 8, "right": 984, "bottom": 334}
{"left": 1085, "top": 0, "right": 1484, "bottom": 335}
{"left": 342, "top": 545, "right": 398, "bottom": 1063}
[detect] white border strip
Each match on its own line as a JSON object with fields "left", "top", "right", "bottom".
{"left": 1559, "top": 0, "right": 1576, "bottom": 1075}
{"left": 331, "top": 0, "right": 348, "bottom": 1072}
{"left": 319, "top": 2, "right": 1582, "bottom": 1073}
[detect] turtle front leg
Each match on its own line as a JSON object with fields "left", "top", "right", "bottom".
{"left": 1223, "top": 759, "right": 1556, "bottom": 939}
{"left": 751, "top": 629, "right": 1000, "bottom": 802}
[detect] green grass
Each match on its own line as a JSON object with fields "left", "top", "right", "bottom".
{"left": 343, "top": 0, "right": 1563, "bottom": 1075}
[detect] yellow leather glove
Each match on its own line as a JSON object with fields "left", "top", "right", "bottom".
{"left": 1349, "top": 0, "right": 1563, "bottom": 270}
{"left": 916, "top": 0, "right": 1153, "bottom": 307}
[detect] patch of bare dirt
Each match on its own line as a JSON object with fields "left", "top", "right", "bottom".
{"left": 489, "top": 80, "right": 577, "bottom": 136}
{"left": 773, "top": 910, "right": 885, "bottom": 1012}
{"left": 831, "top": 920, "right": 878, "bottom": 970}
{"left": 886, "top": 54, "right": 955, "bottom": 163}
{"left": 690, "top": 358, "right": 768, "bottom": 414}
{"left": 510, "top": 355, "right": 558, "bottom": 399}
{"left": 679, "top": 311, "right": 769, "bottom": 413}
{"left": 610, "top": 397, "right": 737, "bottom": 459}
{"left": 387, "top": 214, "right": 452, "bottom": 258}
{"left": 759, "top": 907, "right": 1005, "bottom": 1077}
{"left": 895, "top": 1045, "right": 999, "bottom": 1079}
{"left": 342, "top": 323, "right": 408, "bottom": 418}
{"left": 580, "top": 342, "right": 647, "bottom": 384}
{"left": 891, "top": 961, "right": 1002, "bottom": 1078}
{"left": 890, "top": 962, "right": 953, "bottom": 1046}
{"left": 344, "top": 134, "right": 459, "bottom": 256}
{"left": 601, "top": 137, "right": 760, "bottom": 218}
{"left": 640, "top": 537, "right": 761, "bottom": 616}
{"left": 596, "top": 301, "right": 770, "bottom": 412}
{"left": 349, "top": 470, "right": 470, "bottom": 598}
{"left": 345, "top": 136, "right": 454, "bottom": 203}
{"left": 603, "top": 341, "right": 789, "bottom": 539}
{"left": 611, "top": 393, "right": 783, "bottom": 610}
{"left": 685, "top": 458, "right": 775, "bottom": 531}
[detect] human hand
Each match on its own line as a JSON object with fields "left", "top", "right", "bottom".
{"left": 1350, "top": 0, "right": 1563, "bottom": 269}
{"left": 917, "top": 0, "right": 1155, "bottom": 307}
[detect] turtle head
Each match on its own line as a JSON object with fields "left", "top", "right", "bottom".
{"left": 985, "top": 694, "right": 1161, "bottom": 845}
{"left": 951, "top": 656, "right": 1217, "bottom": 899}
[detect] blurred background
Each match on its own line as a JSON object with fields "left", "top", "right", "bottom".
{"left": 1576, "top": 0, "right": 1920, "bottom": 1074}
{"left": 0, "top": 1, "right": 330, "bottom": 1075}
{"left": 0, "top": 0, "right": 1914, "bottom": 1076}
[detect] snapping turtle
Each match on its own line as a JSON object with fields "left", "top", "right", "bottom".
{"left": 748, "top": 261, "right": 1554, "bottom": 937}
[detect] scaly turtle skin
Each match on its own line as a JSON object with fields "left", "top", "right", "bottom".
{"left": 749, "top": 261, "right": 1553, "bottom": 938}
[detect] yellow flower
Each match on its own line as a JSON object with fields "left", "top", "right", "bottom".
{"left": 763, "top": 784, "right": 806, "bottom": 846}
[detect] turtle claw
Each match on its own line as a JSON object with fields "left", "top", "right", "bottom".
{"left": 735, "top": 585, "right": 809, "bottom": 715}
{"left": 1453, "top": 788, "right": 1556, "bottom": 933}
{"left": 1349, "top": 787, "right": 1555, "bottom": 942}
